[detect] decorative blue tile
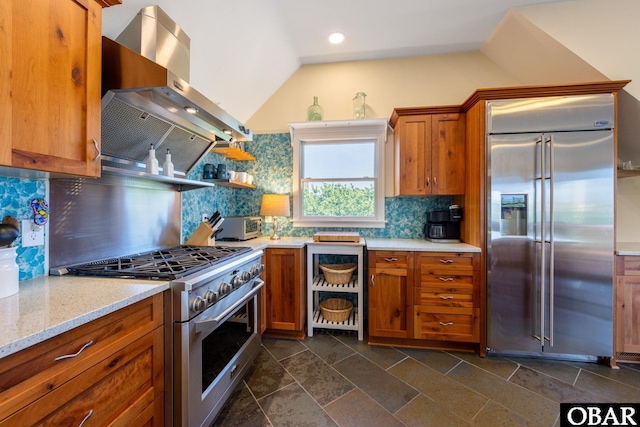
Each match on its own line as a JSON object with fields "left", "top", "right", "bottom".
{"left": 182, "top": 133, "right": 451, "bottom": 240}
{"left": 0, "top": 176, "right": 47, "bottom": 281}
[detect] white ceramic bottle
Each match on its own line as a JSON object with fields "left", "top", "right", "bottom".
{"left": 146, "top": 144, "right": 159, "bottom": 174}
{"left": 163, "top": 148, "right": 174, "bottom": 177}
{"left": 0, "top": 247, "right": 18, "bottom": 299}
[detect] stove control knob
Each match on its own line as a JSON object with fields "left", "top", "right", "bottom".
{"left": 231, "top": 276, "right": 243, "bottom": 289}
{"left": 241, "top": 271, "right": 252, "bottom": 281}
{"left": 191, "top": 296, "right": 206, "bottom": 313}
{"left": 204, "top": 289, "right": 218, "bottom": 305}
{"left": 258, "top": 264, "right": 265, "bottom": 273}
{"left": 219, "top": 283, "right": 232, "bottom": 296}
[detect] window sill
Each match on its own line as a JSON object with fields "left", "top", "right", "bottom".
{"left": 292, "top": 219, "right": 386, "bottom": 229}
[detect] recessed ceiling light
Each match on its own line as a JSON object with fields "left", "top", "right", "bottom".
{"left": 184, "top": 106, "right": 198, "bottom": 114}
{"left": 328, "top": 32, "right": 345, "bottom": 44}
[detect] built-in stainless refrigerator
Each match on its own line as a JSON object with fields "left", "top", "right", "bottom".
{"left": 486, "top": 93, "right": 615, "bottom": 359}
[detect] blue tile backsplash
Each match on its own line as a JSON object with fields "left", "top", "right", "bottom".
{"left": 183, "top": 133, "right": 451, "bottom": 240}
{"left": 0, "top": 176, "right": 47, "bottom": 281}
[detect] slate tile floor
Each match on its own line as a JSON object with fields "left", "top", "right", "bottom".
{"left": 213, "top": 332, "right": 640, "bottom": 427}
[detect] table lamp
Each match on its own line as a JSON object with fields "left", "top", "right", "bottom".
{"left": 260, "top": 194, "right": 290, "bottom": 240}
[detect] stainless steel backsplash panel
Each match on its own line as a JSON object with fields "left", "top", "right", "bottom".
{"left": 50, "top": 174, "right": 181, "bottom": 269}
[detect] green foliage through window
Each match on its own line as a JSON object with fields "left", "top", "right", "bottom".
{"left": 302, "top": 182, "right": 374, "bottom": 217}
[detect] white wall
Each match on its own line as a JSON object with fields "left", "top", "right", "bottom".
{"left": 246, "top": 51, "right": 520, "bottom": 133}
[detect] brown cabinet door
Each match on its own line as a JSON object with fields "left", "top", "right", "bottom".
{"left": 617, "top": 275, "right": 640, "bottom": 354}
{"left": 2, "top": 0, "right": 103, "bottom": 176}
{"left": 395, "top": 115, "right": 431, "bottom": 196}
{"left": 431, "top": 113, "right": 465, "bottom": 195}
{"left": 368, "top": 267, "right": 413, "bottom": 339}
{"left": 264, "top": 248, "right": 306, "bottom": 333}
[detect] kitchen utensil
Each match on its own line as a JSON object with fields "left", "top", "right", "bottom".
{"left": 216, "top": 164, "right": 227, "bottom": 179}
{"left": 208, "top": 211, "right": 221, "bottom": 225}
{"left": 0, "top": 224, "right": 19, "bottom": 248}
{"left": 227, "top": 170, "right": 236, "bottom": 181}
{"left": 236, "top": 172, "right": 247, "bottom": 183}
{"left": 2, "top": 216, "right": 20, "bottom": 230}
{"left": 203, "top": 164, "right": 216, "bottom": 179}
{"left": 246, "top": 174, "right": 254, "bottom": 185}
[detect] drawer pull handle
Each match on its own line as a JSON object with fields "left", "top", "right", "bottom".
{"left": 439, "top": 295, "right": 454, "bottom": 300}
{"left": 439, "top": 321, "right": 454, "bottom": 326}
{"left": 371, "top": 274, "right": 375, "bottom": 287}
{"left": 55, "top": 340, "right": 94, "bottom": 361}
{"left": 439, "top": 259, "right": 454, "bottom": 264}
{"left": 438, "top": 277, "right": 454, "bottom": 282}
{"left": 384, "top": 258, "right": 398, "bottom": 262}
{"left": 91, "top": 139, "right": 100, "bottom": 162}
{"left": 79, "top": 409, "right": 93, "bottom": 427}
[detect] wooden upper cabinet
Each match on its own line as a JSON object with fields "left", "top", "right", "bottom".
{"left": 391, "top": 107, "right": 465, "bottom": 196}
{"left": 0, "top": 0, "right": 116, "bottom": 177}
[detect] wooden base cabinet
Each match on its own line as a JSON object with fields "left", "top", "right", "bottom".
{"left": 263, "top": 247, "right": 306, "bottom": 339}
{"left": 368, "top": 250, "right": 481, "bottom": 351}
{"left": 616, "top": 256, "right": 640, "bottom": 361}
{"left": 0, "top": 292, "right": 165, "bottom": 426}
{"left": 368, "top": 251, "right": 414, "bottom": 339}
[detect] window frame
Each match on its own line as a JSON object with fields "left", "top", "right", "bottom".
{"left": 290, "top": 119, "right": 388, "bottom": 228}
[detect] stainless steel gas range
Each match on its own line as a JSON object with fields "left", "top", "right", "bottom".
{"left": 53, "top": 244, "right": 265, "bottom": 427}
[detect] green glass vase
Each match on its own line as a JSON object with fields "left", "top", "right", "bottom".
{"left": 307, "top": 96, "right": 324, "bottom": 121}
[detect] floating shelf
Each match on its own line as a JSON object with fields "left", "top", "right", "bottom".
{"left": 202, "top": 179, "right": 256, "bottom": 189}
{"left": 211, "top": 147, "right": 256, "bottom": 161}
{"left": 101, "top": 165, "right": 216, "bottom": 191}
{"left": 618, "top": 169, "right": 640, "bottom": 178}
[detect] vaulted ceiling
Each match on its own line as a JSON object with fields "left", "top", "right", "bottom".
{"left": 101, "top": 0, "right": 571, "bottom": 123}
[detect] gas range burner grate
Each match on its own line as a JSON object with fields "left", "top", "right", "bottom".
{"left": 66, "top": 245, "right": 253, "bottom": 280}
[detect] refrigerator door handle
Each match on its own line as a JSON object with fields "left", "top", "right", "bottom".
{"left": 546, "top": 135, "right": 555, "bottom": 347}
{"left": 538, "top": 135, "right": 546, "bottom": 348}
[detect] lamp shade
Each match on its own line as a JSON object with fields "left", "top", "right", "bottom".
{"left": 260, "top": 194, "right": 290, "bottom": 217}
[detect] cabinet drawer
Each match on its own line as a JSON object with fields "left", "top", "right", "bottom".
{"left": 417, "top": 253, "right": 476, "bottom": 273}
{"left": 414, "top": 287, "right": 474, "bottom": 308}
{"left": 417, "top": 272, "right": 475, "bottom": 289}
{"left": 0, "top": 293, "right": 164, "bottom": 421}
{"left": 2, "top": 327, "right": 163, "bottom": 426}
{"left": 370, "top": 251, "right": 413, "bottom": 269}
{"left": 414, "top": 306, "right": 478, "bottom": 342}
{"left": 617, "top": 256, "right": 640, "bottom": 276}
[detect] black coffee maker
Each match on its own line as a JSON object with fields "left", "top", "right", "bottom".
{"left": 425, "top": 205, "right": 462, "bottom": 242}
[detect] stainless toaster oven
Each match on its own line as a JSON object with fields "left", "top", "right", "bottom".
{"left": 216, "top": 216, "right": 262, "bottom": 241}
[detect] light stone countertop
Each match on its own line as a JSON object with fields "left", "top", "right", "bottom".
{"left": 215, "top": 236, "right": 310, "bottom": 250}
{"left": 0, "top": 275, "right": 169, "bottom": 359}
{"left": 365, "top": 238, "right": 481, "bottom": 252}
{"left": 616, "top": 242, "right": 640, "bottom": 256}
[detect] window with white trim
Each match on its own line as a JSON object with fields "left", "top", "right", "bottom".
{"left": 290, "top": 119, "right": 387, "bottom": 228}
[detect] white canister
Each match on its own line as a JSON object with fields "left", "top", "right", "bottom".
{"left": 0, "top": 247, "right": 19, "bottom": 299}
{"left": 227, "top": 170, "right": 236, "bottom": 181}
{"left": 236, "top": 172, "right": 247, "bottom": 183}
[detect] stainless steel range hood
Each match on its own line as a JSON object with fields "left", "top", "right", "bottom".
{"left": 101, "top": 6, "right": 252, "bottom": 177}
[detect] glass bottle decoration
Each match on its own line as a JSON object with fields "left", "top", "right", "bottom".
{"left": 146, "top": 144, "right": 159, "bottom": 175}
{"left": 353, "top": 92, "right": 366, "bottom": 119}
{"left": 307, "top": 96, "right": 324, "bottom": 121}
{"left": 163, "top": 148, "right": 174, "bottom": 177}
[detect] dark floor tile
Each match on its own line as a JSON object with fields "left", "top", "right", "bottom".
{"left": 472, "top": 400, "right": 547, "bottom": 427}
{"left": 262, "top": 337, "right": 307, "bottom": 361}
{"left": 279, "top": 349, "right": 354, "bottom": 406}
{"left": 335, "top": 335, "right": 407, "bottom": 369}
{"left": 619, "top": 362, "right": 640, "bottom": 373}
{"left": 509, "top": 366, "right": 600, "bottom": 403}
{"left": 450, "top": 352, "right": 520, "bottom": 379}
{"left": 258, "top": 382, "right": 337, "bottom": 427}
{"left": 507, "top": 357, "right": 580, "bottom": 385}
{"left": 212, "top": 383, "right": 271, "bottom": 427}
{"left": 398, "top": 347, "right": 463, "bottom": 374}
{"left": 333, "top": 353, "right": 419, "bottom": 413}
{"left": 572, "top": 361, "right": 640, "bottom": 391}
{"left": 324, "top": 389, "right": 405, "bottom": 427}
{"left": 389, "top": 358, "right": 487, "bottom": 421}
{"left": 395, "top": 394, "right": 470, "bottom": 427}
{"left": 574, "top": 369, "right": 640, "bottom": 402}
{"left": 301, "top": 333, "right": 355, "bottom": 364}
{"left": 447, "top": 361, "right": 558, "bottom": 426}
{"left": 245, "top": 348, "right": 295, "bottom": 399}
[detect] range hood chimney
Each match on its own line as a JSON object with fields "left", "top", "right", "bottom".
{"left": 101, "top": 6, "right": 251, "bottom": 178}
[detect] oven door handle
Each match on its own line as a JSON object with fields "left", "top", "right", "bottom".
{"left": 195, "top": 279, "right": 264, "bottom": 334}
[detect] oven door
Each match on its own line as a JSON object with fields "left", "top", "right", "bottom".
{"left": 174, "top": 279, "right": 263, "bottom": 427}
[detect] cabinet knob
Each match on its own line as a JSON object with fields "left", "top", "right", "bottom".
{"left": 371, "top": 274, "right": 375, "bottom": 287}
{"left": 439, "top": 295, "right": 454, "bottom": 300}
{"left": 426, "top": 177, "right": 430, "bottom": 187}
{"left": 439, "top": 321, "right": 454, "bottom": 326}
{"left": 384, "top": 257, "right": 398, "bottom": 262}
{"left": 54, "top": 340, "right": 94, "bottom": 361}
{"left": 433, "top": 176, "right": 438, "bottom": 187}
{"left": 79, "top": 409, "right": 94, "bottom": 427}
{"left": 438, "top": 277, "right": 454, "bottom": 282}
{"left": 439, "top": 259, "right": 454, "bottom": 264}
